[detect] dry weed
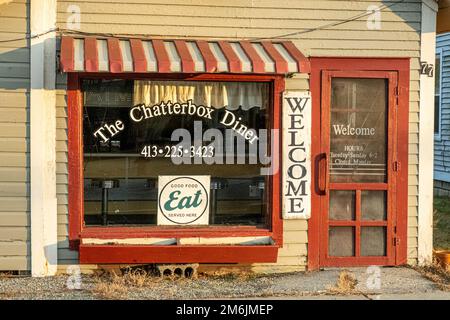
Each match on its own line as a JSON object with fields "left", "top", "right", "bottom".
{"left": 413, "top": 261, "right": 450, "bottom": 292}
{"left": 199, "top": 270, "right": 259, "bottom": 281}
{"left": 122, "top": 268, "right": 152, "bottom": 287}
{"left": 0, "top": 271, "right": 14, "bottom": 278}
{"left": 327, "top": 270, "right": 358, "bottom": 294}
{"left": 92, "top": 271, "right": 129, "bottom": 299}
{"left": 91, "top": 267, "right": 180, "bottom": 298}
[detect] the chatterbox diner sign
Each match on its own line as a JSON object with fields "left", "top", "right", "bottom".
{"left": 93, "top": 100, "right": 259, "bottom": 145}
{"left": 282, "top": 91, "right": 312, "bottom": 219}
{"left": 157, "top": 175, "right": 210, "bottom": 225}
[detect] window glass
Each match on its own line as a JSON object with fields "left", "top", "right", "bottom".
{"left": 361, "top": 190, "right": 387, "bottom": 221}
{"left": 329, "top": 190, "right": 355, "bottom": 220}
{"left": 328, "top": 227, "right": 355, "bottom": 257}
{"left": 329, "top": 78, "right": 388, "bottom": 183}
{"left": 361, "top": 227, "right": 386, "bottom": 256}
{"left": 82, "top": 79, "right": 270, "bottom": 227}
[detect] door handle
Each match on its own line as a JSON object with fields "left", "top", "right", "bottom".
{"left": 318, "top": 152, "right": 329, "bottom": 195}
{"left": 324, "top": 153, "right": 329, "bottom": 193}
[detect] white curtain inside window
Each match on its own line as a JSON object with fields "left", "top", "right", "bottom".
{"left": 133, "top": 80, "right": 268, "bottom": 110}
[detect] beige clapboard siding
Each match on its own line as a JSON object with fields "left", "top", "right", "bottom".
{"left": 0, "top": 212, "right": 28, "bottom": 226}
{"left": 0, "top": 138, "right": 28, "bottom": 152}
{"left": 0, "top": 257, "right": 29, "bottom": 270}
{"left": 55, "top": 0, "right": 421, "bottom": 268}
{"left": 55, "top": 2, "right": 421, "bottom": 21}
{"left": 0, "top": 226, "right": 29, "bottom": 241}
{"left": 0, "top": 152, "right": 28, "bottom": 167}
{"left": 0, "top": 167, "right": 28, "bottom": 183}
{"left": 0, "top": 107, "right": 28, "bottom": 123}
{"left": 408, "top": 85, "right": 419, "bottom": 265}
{"left": 0, "top": 91, "right": 28, "bottom": 107}
{"left": 0, "top": 182, "right": 28, "bottom": 197}
{"left": 56, "top": 0, "right": 412, "bottom": 9}
{"left": 56, "top": 0, "right": 422, "bottom": 15}
{"left": 0, "top": 35, "right": 27, "bottom": 50}
{"left": 55, "top": 0, "right": 422, "bottom": 14}
{"left": 253, "top": 220, "right": 308, "bottom": 270}
{"left": 55, "top": 73, "right": 75, "bottom": 264}
{"left": 0, "top": 63, "right": 29, "bottom": 79}
{"left": 0, "top": 241, "right": 28, "bottom": 256}
{"left": 56, "top": 13, "right": 422, "bottom": 27}
{"left": 55, "top": 0, "right": 422, "bottom": 39}
{"left": 0, "top": 2, "right": 26, "bottom": 17}
{"left": 0, "top": 0, "right": 30, "bottom": 271}
{"left": 0, "top": 18, "right": 27, "bottom": 34}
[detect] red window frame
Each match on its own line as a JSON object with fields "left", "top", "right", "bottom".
{"left": 67, "top": 72, "right": 284, "bottom": 263}
{"left": 308, "top": 57, "right": 410, "bottom": 270}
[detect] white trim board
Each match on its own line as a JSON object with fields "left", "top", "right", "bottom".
{"left": 418, "top": 1, "right": 437, "bottom": 265}
{"left": 422, "top": 0, "right": 439, "bottom": 12}
{"left": 82, "top": 236, "right": 273, "bottom": 245}
{"left": 30, "top": 0, "right": 58, "bottom": 276}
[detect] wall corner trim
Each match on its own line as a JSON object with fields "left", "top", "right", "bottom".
{"left": 30, "top": 0, "right": 58, "bottom": 277}
{"left": 418, "top": 1, "right": 437, "bottom": 265}
{"left": 422, "top": 0, "right": 439, "bottom": 13}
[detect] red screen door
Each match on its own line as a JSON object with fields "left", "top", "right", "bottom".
{"left": 319, "top": 70, "right": 398, "bottom": 267}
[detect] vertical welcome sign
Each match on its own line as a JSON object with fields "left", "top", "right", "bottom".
{"left": 282, "top": 91, "right": 312, "bottom": 219}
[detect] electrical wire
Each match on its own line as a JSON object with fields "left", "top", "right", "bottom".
{"left": 248, "top": 0, "right": 406, "bottom": 41}
{"left": 0, "top": 28, "right": 58, "bottom": 43}
{"left": 0, "top": 0, "right": 406, "bottom": 43}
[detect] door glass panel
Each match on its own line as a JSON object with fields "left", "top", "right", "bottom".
{"left": 361, "top": 190, "right": 387, "bottom": 221}
{"left": 329, "top": 190, "right": 355, "bottom": 220}
{"left": 329, "top": 78, "right": 388, "bottom": 183}
{"left": 361, "top": 227, "right": 387, "bottom": 256}
{"left": 328, "top": 227, "right": 355, "bottom": 256}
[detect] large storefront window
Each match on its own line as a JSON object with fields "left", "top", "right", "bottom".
{"left": 82, "top": 79, "right": 271, "bottom": 227}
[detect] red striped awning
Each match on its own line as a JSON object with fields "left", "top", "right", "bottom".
{"left": 59, "top": 36, "right": 310, "bottom": 74}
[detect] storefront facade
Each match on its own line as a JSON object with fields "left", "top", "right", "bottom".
{"left": 0, "top": 0, "right": 438, "bottom": 276}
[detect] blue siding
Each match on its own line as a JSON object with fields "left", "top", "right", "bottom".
{"left": 434, "top": 32, "right": 450, "bottom": 183}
